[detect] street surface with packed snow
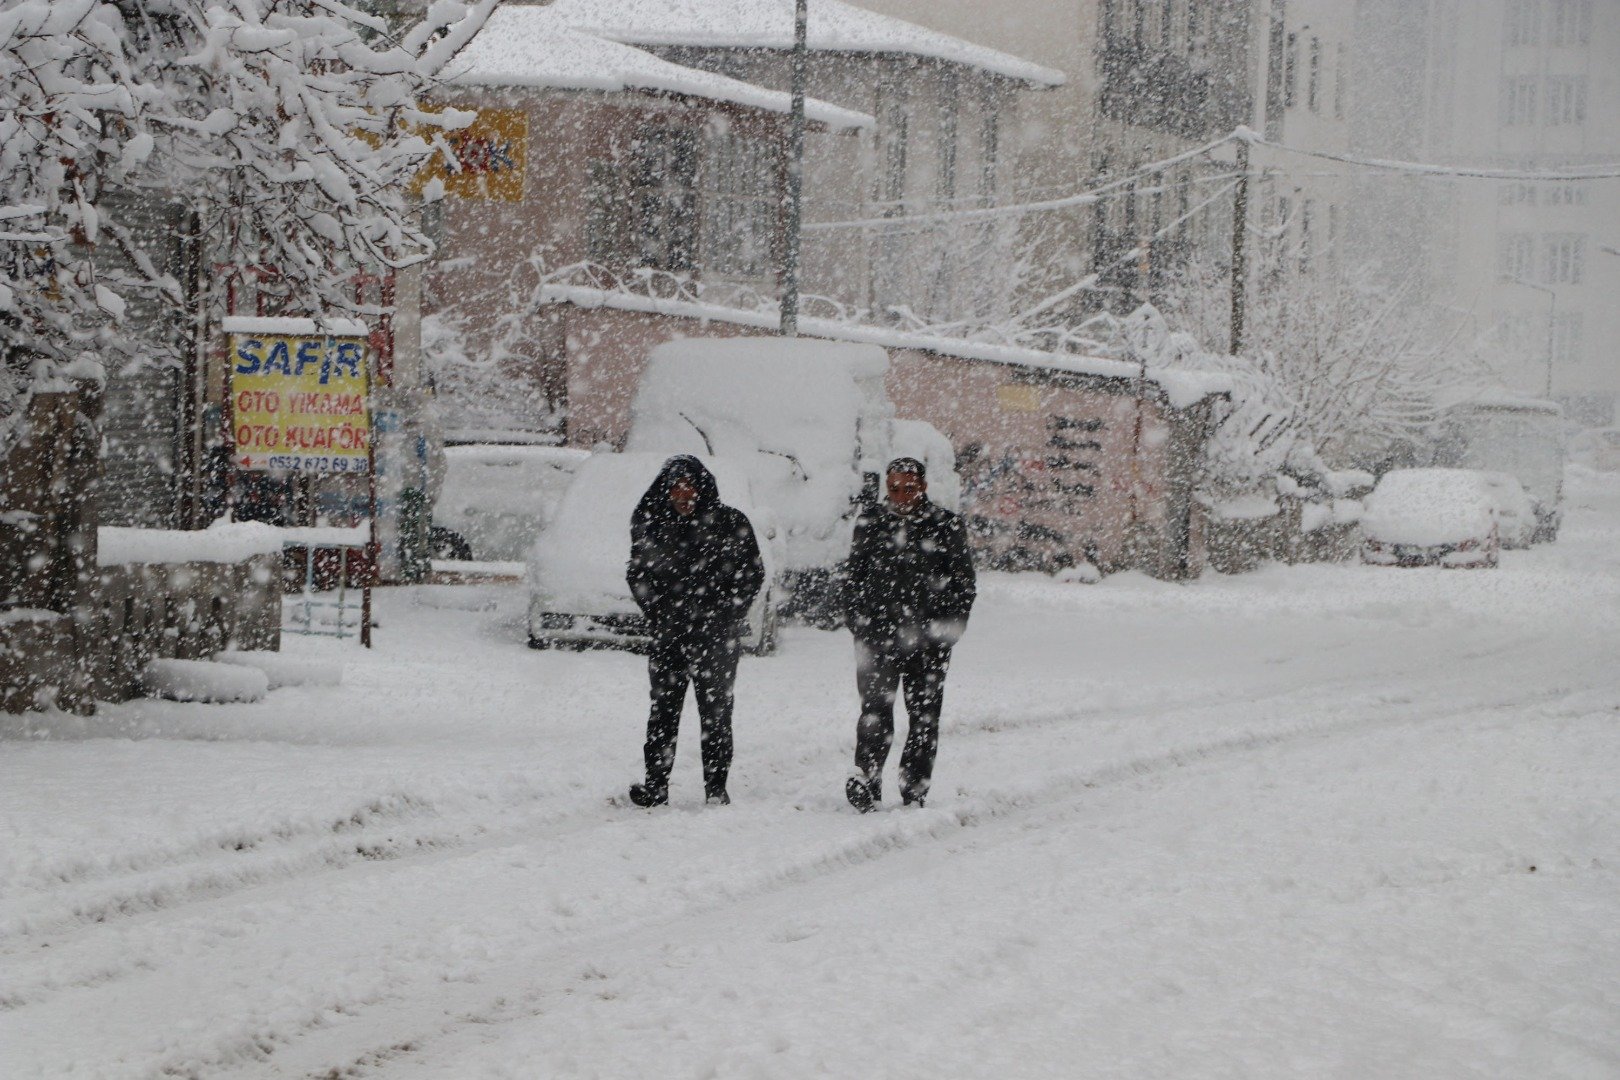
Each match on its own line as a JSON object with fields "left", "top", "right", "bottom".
{"left": 3, "top": 469, "right": 1618, "bottom": 1079}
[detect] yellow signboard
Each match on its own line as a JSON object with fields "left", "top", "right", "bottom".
{"left": 413, "top": 108, "right": 527, "bottom": 202}
{"left": 229, "top": 330, "right": 371, "bottom": 473}
{"left": 997, "top": 383, "right": 1042, "bottom": 412}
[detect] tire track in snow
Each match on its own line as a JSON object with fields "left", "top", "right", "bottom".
{"left": 231, "top": 679, "right": 1591, "bottom": 1080}
{"left": 0, "top": 640, "right": 1568, "bottom": 1021}
{"left": 0, "top": 643, "right": 1410, "bottom": 958}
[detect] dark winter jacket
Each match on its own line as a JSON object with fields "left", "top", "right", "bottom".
{"left": 844, "top": 498, "right": 976, "bottom": 651}
{"left": 627, "top": 456, "right": 765, "bottom": 638}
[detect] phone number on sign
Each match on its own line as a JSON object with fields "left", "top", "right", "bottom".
{"left": 264, "top": 455, "right": 370, "bottom": 474}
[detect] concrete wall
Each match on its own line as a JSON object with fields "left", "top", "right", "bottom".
{"left": 1, "top": 387, "right": 283, "bottom": 715}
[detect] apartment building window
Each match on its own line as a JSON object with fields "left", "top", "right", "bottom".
{"left": 939, "top": 69, "right": 959, "bottom": 201}
{"left": 1552, "top": 312, "right": 1584, "bottom": 364}
{"left": 1160, "top": 0, "right": 1174, "bottom": 49}
{"left": 1504, "top": 0, "right": 1542, "bottom": 46}
{"left": 1544, "top": 233, "right": 1585, "bottom": 284}
{"left": 1500, "top": 182, "right": 1537, "bottom": 205}
{"left": 1185, "top": 0, "right": 1199, "bottom": 54}
{"left": 1546, "top": 76, "right": 1587, "bottom": 125}
{"left": 1500, "top": 76, "right": 1538, "bottom": 127}
{"left": 1551, "top": 0, "right": 1592, "bottom": 45}
{"left": 1299, "top": 198, "right": 1315, "bottom": 272}
{"left": 979, "top": 99, "right": 999, "bottom": 198}
{"left": 1547, "top": 181, "right": 1588, "bottom": 206}
{"left": 1308, "top": 37, "right": 1322, "bottom": 112}
{"left": 1334, "top": 43, "right": 1347, "bottom": 119}
{"left": 1497, "top": 232, "right": 1535, "bottom": 282}
{"left": 1285, "top": 32, "right": 1299, "bottom": 107}
{"left": 585, "top": 125, "right": 699, "bottom": 272}
{"left": 877, "top": 83, "right": 909, "bottom": 205}
{"left": 699, "top": 132, "right": 776, "bottom": 279}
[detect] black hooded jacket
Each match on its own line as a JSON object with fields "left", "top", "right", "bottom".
{"left": 844, "top": 497, "right": 976, "bottom": 651}
{"left": 627, "top": 456, "right": 765, "bottom": 637}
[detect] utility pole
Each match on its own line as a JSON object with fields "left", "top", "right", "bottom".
{"left": 1228, "top": 135, "right": 1250, "bottom": 356}
{"left": 780, "top": 0, "right": 808, "bottom": 337}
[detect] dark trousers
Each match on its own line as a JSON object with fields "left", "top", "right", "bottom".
{"left": 853, "top": 638, "right": 953, "bottom": 803}
{"left": 644, "top": 628, "right": 741, "bottom": 796}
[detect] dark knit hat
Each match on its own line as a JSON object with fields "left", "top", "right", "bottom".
{"left": 886, "top": 456, "right": 926, "bottom": 480}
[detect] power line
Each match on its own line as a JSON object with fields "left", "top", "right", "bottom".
{"left": 804, "top": 132, "right": 1237, "bottom": 231}
{"left": 1242, "top": 130, "right": 1620, "bottom": 181}
{"left": 810, "top": 128, "right": 1620, "bottom": 235}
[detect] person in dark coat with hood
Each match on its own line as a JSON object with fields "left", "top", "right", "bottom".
{"left": 843, "top": 456, "right": 976, "bottom": 811}
{"left": 625, "top": 455, "right": 765, "bottom": 807}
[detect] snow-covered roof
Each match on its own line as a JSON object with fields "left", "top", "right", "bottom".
{"left": 446, "top": 6, "right": 871, "bottom": 130}
{"left": 541, "top": 284, "right": 1232, "bottom": 410}
{"left": 541, "top": 0, "right": 1065, "bottom": 86}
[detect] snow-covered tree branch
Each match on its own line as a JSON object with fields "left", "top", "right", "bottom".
{"left": 1, "top": 0, "right": 495, "bottom": 445}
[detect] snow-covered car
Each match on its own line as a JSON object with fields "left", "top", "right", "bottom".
{"left": 1569, "top": 427, "right": 1620, "bottom": 472}
{"left": 1478, "top": 471, "right": 1536, "bottom": 549}
{"left": 1361, "top": 469, "right": 1501, "bottom": 568}
{"left": 434, "top": 444, "right": 590, "bottom": 562}
{"left": 1432, "top": 396, "right": 1564, "bottom": 542}
{"left": 527, "top": 453, "right": 782, "bottom": 654}
{"left": 622, "top": 338, "right": 957, "bottom": 621}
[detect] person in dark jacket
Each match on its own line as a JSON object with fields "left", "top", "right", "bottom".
{"left": 842, "top": 456, "right": 976, "bottom": 811}
{"left": 625, "top": 455, "right": 765, "bottom": 807}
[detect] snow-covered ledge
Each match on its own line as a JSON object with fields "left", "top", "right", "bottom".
{"left": 97, "top": 520, "right": 371, "bottom": 567}
{"left": 97, "top": 521, "right": 287, "bottom": 567}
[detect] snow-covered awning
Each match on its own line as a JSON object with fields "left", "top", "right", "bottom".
{"left": 446, "top": 7, "right": 872, "bottom": 131}
{"left": 542, "top": 0, "right": 1066, "bottom": 87}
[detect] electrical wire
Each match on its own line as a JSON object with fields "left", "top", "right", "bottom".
{"left": 803, "top": 132, "right": 1238, "bottom": 231}
{"left": 1242, "top": 131, "right": 1620, "bottom": 182}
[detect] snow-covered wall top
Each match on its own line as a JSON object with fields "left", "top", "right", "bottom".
{"left": 446, "top": 7, "right": 871, "bottom": 130}
{"left": 542, "top": 0, "right": 1066, "bottom": 87}
{"left": 545, "top": 285, "right": 1233, "bottom": 410}
{"left": 97, "top": 521, "right": 370, "bottom": 567}
{"left": 98, "top": 522, "right": 287, "bottom": 567}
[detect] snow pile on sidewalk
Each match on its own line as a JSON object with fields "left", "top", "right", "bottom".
{"left": 140, "top": 659, "right": 268, "bottom": 703}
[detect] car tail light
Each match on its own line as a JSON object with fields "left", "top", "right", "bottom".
{"left": 1455, "top": 538, "right": 1477, "bottom": 552}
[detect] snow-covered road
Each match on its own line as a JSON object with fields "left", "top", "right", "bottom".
{"left": 4, "top": 469, "right": 1617, "bottom": 1079}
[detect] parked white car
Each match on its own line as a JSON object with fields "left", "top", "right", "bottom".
{"left": 527, "top": 453, "right": 782, "bottom": 654}
{"left": 1361, "top": 468, "right": 1501, "bottom": 569}
{"left": 1478, "top": 471, "right": 1536, "bottom": 549}
{"left": 434, "top": 444, "right": 589, "bottom": 561}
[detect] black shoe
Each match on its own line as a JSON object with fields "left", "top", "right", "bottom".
{"left": 705, "top": 789, "right": 730, "bottom": 806}
{"left": 628, "top": 782, "right": 667, "bottom": 807}
{"left": 845, "top": 776, "right": 877, "bottom": 814}
{"left": 902, "top": 793, "right": 926, "bottom": 808}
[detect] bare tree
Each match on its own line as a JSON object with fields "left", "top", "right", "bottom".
{"left": 1160, "top": 238, "right": 1491, "bottom": 479}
